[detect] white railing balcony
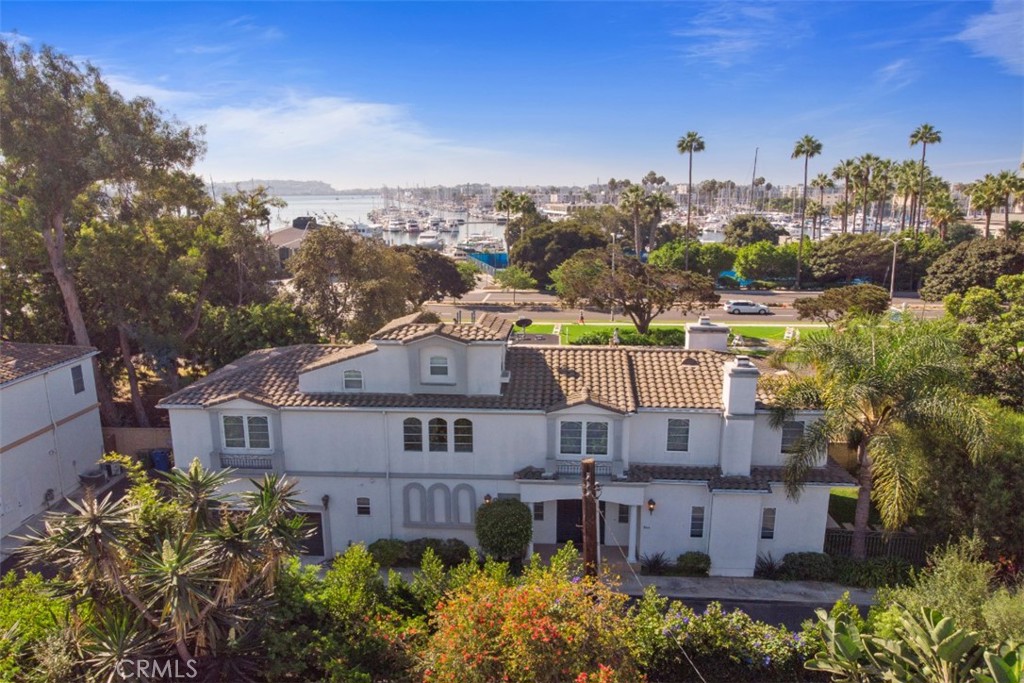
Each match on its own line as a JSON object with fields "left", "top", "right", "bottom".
{"left": 218, "top": 452, "right": 274, "bottom": 470}
{"left": 555, "top": 459, "right": 612, "bottom": 477}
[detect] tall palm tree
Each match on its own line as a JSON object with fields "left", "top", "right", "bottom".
{"left": 771, "top": 317, "right": 986, "bottom": 560}
{"left": 871, "top": 159, "right": 894, "bottom": 234}
{"left": 646, "top": 190, "right": 676, "bottom": 253}
{"left": 925, "top": 190, "right": 964, "bottom": 240}
{"left": 792, "top": 135, "right": 822, "bottom": 288}
{"left": 894, "top": 160, "right": 918, "bottom": 232}
{"left": 619, "top": 184, "right": 647, "bottom": 257}
{"left": 676, "top": 131, "right": 705, "bottom": 240}
{"left": 909, "top": 124, "right": 942, "bottom": 232}
{"left": 968, "top": 174, "right": 1001, "bottom": 238}
{"left": 494, "top": 188, "right": 517, "bottom": 225}
{"left": 994, "top": 169, "right": 1023, "bottom": 233}
{"left": 832, "top": 159, "right": 857, "bottom": 233}
{"left": 855, "top": 154, "right": 880, "bottom": 233}
{"left": 810, "top": 173, "right": 835, "bottom": 239}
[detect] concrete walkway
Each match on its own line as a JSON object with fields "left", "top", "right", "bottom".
{"left": 616, "top": 572, "right": 874, "bottom": 606}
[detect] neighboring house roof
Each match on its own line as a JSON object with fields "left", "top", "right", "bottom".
{"left": 370, "top": 311, "right": 513, "bottom": 343}
{"left": 0, "top": 342, "right": 97, "bottom": 387}
{"left": 159, "top": 340, "right": 784, "bottom": 413}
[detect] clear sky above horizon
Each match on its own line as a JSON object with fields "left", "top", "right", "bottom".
{"left": 3, "top": 1, "right": 1022, "bottom": 190}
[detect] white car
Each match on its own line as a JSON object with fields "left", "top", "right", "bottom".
{"left": 723, "top": 300, "right": 771, "bottom": 315}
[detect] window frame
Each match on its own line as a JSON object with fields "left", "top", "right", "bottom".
{"left": 343, "top": 369, "right": 363, "bottom": 390}
{"left": 781, "top": 421, "right": 805, "bottom": 453}
{"left": 220, "top": 414, "right": 272, "bottom": 452}
{"left": 533, "top": 502, "right": 544, "bottom": 521}
{"left": 71, "top": 365, "right": 85, "bottom": 394}
{"left": 617, "top": 504, "right": 630, "bottom": 524}
{"left": 453, "top": 418, "right": 473, "bottom": 453}
{"left": 356, "top": 497, "right": 371, "bottom": 516}
{"left": 403, "top": 418, "right": 423, "bottom": 452}
{"left": 690, "top": 506, "right": 705, "bottom": 538}
{"left": 428, "top": 417, "right": 448, "bottom": 452}
{"left": 667, "top": 418, "right": 690, "bottom": 452}
{"left": 761, "top": 507, "right": 776, "bottom": 540}
{"left": 428, "top": 355, "right": 449, "bottom": 377}
{"left": 559, "top": 419, "right": 610, "bottom": 457}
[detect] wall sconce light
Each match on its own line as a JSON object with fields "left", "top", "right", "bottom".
{"left": 647, "top": 499, "right": 656, "bottom": 515}
{"left": 483, "top": 494, "right": 492, "bottom": 504}
{"left": 321, "top": 494, "right": 330, "bottom": 510}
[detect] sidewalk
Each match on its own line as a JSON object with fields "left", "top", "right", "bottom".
{"left": 616, "top": 572, "right": 875, "bottom": 606}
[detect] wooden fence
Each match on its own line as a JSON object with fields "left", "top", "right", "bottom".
{"left": 102, "top": 427, "right": 172, "bottom": 456}
{"left": 824, "top": 527, "right": 933, "bottom": 565}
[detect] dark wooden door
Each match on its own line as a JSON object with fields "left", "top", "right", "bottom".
{"left": 556, "top": 500, "right": 604, "bottom": 544}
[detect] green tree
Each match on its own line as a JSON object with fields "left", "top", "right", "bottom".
{"left": 920, "top": 239, "right": 1024, "bottom": 301}
{"left": 832, "top": 159, "right": 858, "bottom": 234}
{"left": 288, "top": 226, "right": 418, "bottom": 341}
{"left": 475, "top": 498, "right": 533, "bottom": 562}
{"left": 396, "top": 245, "right": 473, "bottom": 306}
{"left": 723, "top": 214, "right": 784, "bottom": 247}
{"left": 994, "top": 169, "right": 1023, "bottom": 233}
{"left": 910, "top": 124, "right": 942, "bottom": 232}
{"left": 733, "top": 241, "right": 797, "bottom": 282}
{"left": 646, "top": 191, "right": 676, "bottom": 253}
{"left": 925, "top": 190, "right": 965, "bottom": 241}
{"left": 551, "top": 246, "right": 718, "bottom": 334}
{"left": 770, "top": 317, "right": 986, "bottom": 559}
{"left": 793, "top": 284, "right": 891, "bottom": 326}
{"left": 0, "top": 200, "right": 67, "bottom": 343}
{"left": 190, "top": 300, "right": 320, "bottom": 368}
{"left": 804, "top": 233, "right": 892, "bottom": 286}
{"left": 494, "top": 264, "right": 537, "bottom": 305}
{"left": 503, "top": 194, "right": 545, "bottom": 249}
{"left": 792, "top": 135, "right": 823, "bottom": 287}
{"left": 619, "top": 184, "right": 647, "bottom": 257}
{"left": 968, "top": 174, "right": 1002, "bottom": 239}
{"left": 676, "top": 131, "right": 705, "bottom": 237}
{"left": 0, "top": 43, "right": 203, "bottom": 423}
{"left": 509, "top": 220, "right": 608, "bottom": 287}
{"left": 648, "top": 240, "right": 737, "bottom": 277}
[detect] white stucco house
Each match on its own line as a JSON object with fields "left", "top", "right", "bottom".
{"left": 159, "top": 313, "right": 854, "bottom": 577}
{"left": 1, "top": 343, "right": 105, "bottom": 554}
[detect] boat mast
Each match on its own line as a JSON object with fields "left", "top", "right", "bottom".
{"left": 750, "top": 147, "right": 758, "bottom": 211}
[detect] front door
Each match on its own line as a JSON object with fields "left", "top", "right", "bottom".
{"left": 556, "top": 499, "right": 605, "bottom": 545}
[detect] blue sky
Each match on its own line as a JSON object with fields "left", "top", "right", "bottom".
{"left": 3, "top": 1, "right": 1022, "bottom": 189}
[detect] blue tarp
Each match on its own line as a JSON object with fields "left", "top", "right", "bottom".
{"left": 470, "top": 252, "right": 508, "bottom": 269}
{"left": 719, "top": 270, "right": 754, "bottom": 287}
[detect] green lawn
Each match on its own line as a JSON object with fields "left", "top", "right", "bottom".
{"left": 829, "top": 487, "right": 881, "bottom": 526}
{"left": 522, "top": 323, "right": 555, "bottom": 334}
{"left": 563, "top": 323, "right": 647, "bottom": 343}
{"left": 730, "top": 325, "right": 789, "bottom": 342}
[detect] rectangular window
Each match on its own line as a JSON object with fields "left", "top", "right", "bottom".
{"left": 429, "top": 356, "right": 449, "bottom": 376}
{"left": 782, "top": 421, "right": 805, "bottom": 453}
{"left": 71, "top": 365, "right": 85, "bottom": 394}
{"left": 761, "top": 507, "right": 776, "bottom": 539}
{"left": 343, "top": 370, "right": 363, "bottom": 390}
{"left": 533, "top": 502, "right": 544, "bottom": 521}
{"left": 222, "top": 415, "right": 271, "bottom": 450}
{"left": 356, "top": 497, "right": 371, "bottom": 516}
{"left": 667, "top": 418, "right": 690, "bottom": 452}
{"left": 560, "top": 421, "right": 582, "bottom": 455}
{"left": 618, "top": 504, "right": 630, "bottom": 524}
{"left": 690, "top": 506, "right": 705, "bottom": 538}
{"left": 586, "top": 422, "right": 609, "bottom": 456}
{"left": 498, "top": 493, "right": 521, "bottom": 501}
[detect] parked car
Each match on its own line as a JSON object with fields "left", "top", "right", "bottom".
{"left": 723, "top": 300, "right": 771, "bottom": 315}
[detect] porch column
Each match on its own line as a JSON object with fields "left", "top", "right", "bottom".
{"left": 627, "top": 505, "right": 638, "bottom": 562}
{"left": 527, "top": 539, "right": 535, "bottom": 559}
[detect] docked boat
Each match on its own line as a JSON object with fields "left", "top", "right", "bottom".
{"left": 406, "top": 219, "right": 421, "bottom": 233}
{"left": 417, "top": 230, "right": 442, "bottom": 248}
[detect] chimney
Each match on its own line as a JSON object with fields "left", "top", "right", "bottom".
{"left": 720, "top": 355, "right": 760, "bottom": 476}
{"left": 686, "top": 316, "right": 729, "bottom": 352}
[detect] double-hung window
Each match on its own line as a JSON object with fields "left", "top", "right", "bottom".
{"left": 690, "top": 506, "right": 705, "bottom": 538}
{"left": 222, "top": 415, "right": 271, "bottom": 450}
{"left": 667, "top": 418, "right": 690, "bottom": 452}
{"left": 559, "top": 420, "right": 609, "bottom": 456}
{"left": 71, "top": 365, "right": 85, "bottom": 394}
{"left": 429, "top": 356, "right": 449, "bottom": 377}
{"left": 761, "top": 507, "right": 776, "bottom": 540}
{"left": 781, "top": 421, "right": 805, "bottom": 453}
{"left": 343, "top": 370, "right": 363, "bottom": 390}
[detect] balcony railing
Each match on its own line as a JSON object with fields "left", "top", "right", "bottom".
{"left": 219, "top": 452, "right": 274, "bottom": 470}
{"left": 555, "top": 460, "right": 612, "bottom": 477}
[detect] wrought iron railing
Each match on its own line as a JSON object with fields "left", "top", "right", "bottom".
{"left": 219, "top": 453, "right": 274, "bottom": 470}
{"left": 555, "top": 460, "right": 612, "bottom": 476}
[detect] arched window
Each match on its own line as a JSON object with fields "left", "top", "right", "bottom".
{"left": 403, "top": 418, "right": 422, "bottom": 451}
{"left": 428, "top": 418, "right": 448, "bottom": 452}
{"left": 454, "top": 419, "right": 473, "bottom": 452}
{"left": 343, "top": 370, "right": 363, "bottom": 390}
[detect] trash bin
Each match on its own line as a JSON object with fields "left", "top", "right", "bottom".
{"left": 151, "top": 449, "right": 171, "bottom": 472}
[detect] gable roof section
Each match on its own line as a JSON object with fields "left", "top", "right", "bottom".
{"left": 370, "top": 311, "right": 513, "bottom": 343}
{"left": 159, "top": 342, "right": 784, "bottom": 412}
{"left": 0, "top": 342, "right": 97, "bottom": 387}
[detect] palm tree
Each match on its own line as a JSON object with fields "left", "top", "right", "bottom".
{"left": 676, "top": 131, "right": 705, "bottom": 240}
{"left": 495, "top": 188, "right": 517, "bottom": 226}
{"left": 619, "top": 184, "right": 647, "bottom": 257}
{"left": 968, "top": 174, "right": 1001, "bottom": 238}
{"left": 646, "top": 190, "right": 676, "bottom": 253}
{"left": 855, "top": 154, "right": 880, "bottom": 233}
{"left": 925, "top": 190, "right": 964, "bottom": 240}
{"left": 909, "top": 124, "right": 942, "bottom": 232}
{"left": 810, "top": 173, "right": 835, "bottom": 238}
{"left": 771, "top": 317, "right": 986, "bottom": 560}
{"left": 871, "top": 159, "right": 894, "bottom": 234}
{"left": 894, "top": 160, "right": 918, "bottom": 232}
{"left": 792, "top": 135, "right": 823, "bottom": 288}
{"left": 831, "top": 160, "right": 857, "bottom": 234}
{"left": 994, "top": 169, "right": 1023, "bottom": 233}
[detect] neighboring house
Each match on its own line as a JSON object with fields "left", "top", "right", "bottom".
{"left": 159, "top": 313, "right": 854, "bottom": 576}
{"left": 1, "top": 343, "right": 104, "bottom": 548}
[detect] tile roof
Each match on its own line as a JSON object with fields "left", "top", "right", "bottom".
{"left": 371, "top": 311, "right": 514, "bottom": 343}
{"left": 159, "top": 340, "right": 787, "bottom": 413}
{"left": 0, "top": 342, "right": 97, "bottom": 386}
{"left": 623, "top": 459, "right": 855, "bottom": 489}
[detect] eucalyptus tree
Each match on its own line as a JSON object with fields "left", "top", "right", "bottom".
{"left": 832, "top": 159, "right": 857, "bottom": 233}
{"left": 910, "top": 124, "right": 942, "bottom": 231}
{"left": 676, "top": 131, "right": 705, "bottom": 237}
{"left": 0, "top": 42, "right": 204, "bottom": 423}
{"left": 770, "top": 317, "right": 986, "bottom": 559}
{"left": 792, "top": 135, "right": 823, "bottom": 288}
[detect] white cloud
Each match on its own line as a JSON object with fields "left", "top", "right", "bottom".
{"left": 875, "top": 58, "right": 917, "bottom": 90}
{"left": 104, "top": 73, "right": 201, "bottom": 108}
{"left": 0, "top": 31, "right": 32, "bottom": 45}
{"left": 956, "top": 0, "right": 1024, "bottom": 76}
{"left": 673, "top": 3, "right": 805, "bottom": 67}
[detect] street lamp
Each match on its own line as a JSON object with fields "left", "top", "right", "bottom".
{"left": 881, "top": 237, "right": 902, "bottom": 299}
{"left": 610, "top": 232, "right": 622, "bottom": 322}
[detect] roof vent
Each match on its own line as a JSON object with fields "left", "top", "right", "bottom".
{"left": 698, "top": 316, "right": 712, "bottom": 326}
{"left": 735, "top": 355, "right": 753, "bottom": 368}
{"left": 681, "top": 357, "right": 700, "bottom": 367}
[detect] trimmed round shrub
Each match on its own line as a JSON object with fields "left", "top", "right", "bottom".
{"left": 407, "top": 537, "right": 444, "bottom": 565}
{"left": 437, "top": 538, "right": 471, "bottom": 567}
{"left": 475, "top": 498, "right": 533, "bottom": 561}
{"left": 676, "top": 551, "right": 711, "bottom": 577}
{"left": 367, "top": 538, "right": 407, "bottom": 567}
{"left": 780, "top": 552, "right": 835, "bottom": 581}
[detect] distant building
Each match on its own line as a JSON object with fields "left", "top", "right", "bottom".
{"left": 160, "top": 314, "right": 853, "bottom": 576}
{"left": 1, "top": 343, "right": 104, "bottom": 546}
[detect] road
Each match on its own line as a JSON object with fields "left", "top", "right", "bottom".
{"left": 425, "top": 288, "right": 942, "bottom": 324}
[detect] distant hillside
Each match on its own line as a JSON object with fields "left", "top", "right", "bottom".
{"left": 211, "top": 179, "right": 340, "bottom": 196}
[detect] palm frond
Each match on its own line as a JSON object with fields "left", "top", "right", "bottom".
{"left": 867, "top": 430, "right": 922, "bottom": 531}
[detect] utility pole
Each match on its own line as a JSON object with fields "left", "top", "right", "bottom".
{"left": 581, "top": 458, "right": 598, "bottom": 577}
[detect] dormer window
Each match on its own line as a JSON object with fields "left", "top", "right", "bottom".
{"left": 429, "top": 356, "right": 449, "bottom": 377}
{"left": 222, "top": 415, "right": 271, "bottom": 450}
{"left": 343, "top": 370, "right": 363, "bottom": 390}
